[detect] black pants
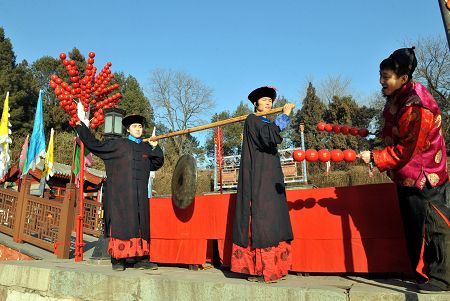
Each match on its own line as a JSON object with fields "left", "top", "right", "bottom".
{"left": 397, "top": 180, "right": 450, "bottom": 290}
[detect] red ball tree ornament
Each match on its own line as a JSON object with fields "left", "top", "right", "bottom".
{"left": 293, "top": 149, "right": 306, "bottom": 162}
{"left": 330, "top": 149, "right": 344, "bottom": 162}
{"left": 359, "top": 128, "right": 369, "bottom": 137}
{"left": 324, "top": 124, "right": 333, "bottom": 132}
{"left": 340, "top": 126, "right": 350, "bottom": 135}
{"left": 59, "top": 53, "right": 66, "bottom": 60}
{"left": 317, "top": 122, "right": 326, "bottom": 131}
{"left": 318, "top": 149, "right": 331, "bottom": 162}
{"left": 350, "top": 127, "right": 359, "bottom": 136}
{"left": 305, "top": 149, "right": 319, "bottom": 162}
{"left": 343, "top": 149, "right": 357, "bottom": 162}
{"left": 333, "top": 124, "right": 341, "bottom": 134}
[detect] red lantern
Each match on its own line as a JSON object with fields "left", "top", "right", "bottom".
{"left": 317, "top": 122, "right": 326, "bottom": 131}
{"left": 359, "top": 128, "right": 369, "bottom": 137}
{"left": 341, "top": 126, "right": 350, "bottom": 135}
{"left": 330, "top": 149, "right": 344, "bottom": 162}
{"left": 333, "top": 124, "right": 341, "bottom": 134}
{"left": 293, "top": 149, "right": 306, "bottom": 162}
{"left": 305, "top": 149, "right": 319, "bottom": 162}
{"left": 318, "top": 149, "right": 331, "bottom": 162}
{"left": 350, "top": 127, "right": 359, "bottom": 136}
{"left": 343, "top": 149, "right": 357, "bottom": 162}
{"left": 324, "top": 124, "right": 333, "bottom": 132}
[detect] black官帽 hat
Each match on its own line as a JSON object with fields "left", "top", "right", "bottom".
{"left": 389, "top": 47, "right": 417, "bottom": 75}
{"left": 122, "top": 114, "right": 146, "bottom": 128}
{"left": 248, "top": 86, "right": 277, "bottom": 103}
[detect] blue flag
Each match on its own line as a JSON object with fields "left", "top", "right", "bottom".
{"left": 23, "top": 90, "right": 46, "bottom": 176}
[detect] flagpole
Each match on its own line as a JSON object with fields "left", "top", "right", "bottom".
{"left": 75, "top": 141, "right": 85, "bottom": 262}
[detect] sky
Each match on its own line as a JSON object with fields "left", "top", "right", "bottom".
{"left": 0, "top": 0, "right": 445, "bottom": 142}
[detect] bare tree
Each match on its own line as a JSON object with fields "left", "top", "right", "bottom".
{"left": 149, "top": 69, "right": 215, "bottom": 156}
{"left": 318, "top": 75, "right": 352, "bottom": 104}
{"left": 407, "top": 36, "right": 450, "bottom": 144}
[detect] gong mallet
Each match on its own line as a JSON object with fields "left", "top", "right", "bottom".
{"left": 143, "top": 106, "right": 285, "bottom": 142}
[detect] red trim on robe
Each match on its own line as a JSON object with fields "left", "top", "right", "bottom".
{"left": 108, "top": 237, "right": 150, "bottom": 259}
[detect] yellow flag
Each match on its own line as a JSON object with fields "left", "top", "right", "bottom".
{"left": 0, "top": 92, "right": 12, "bottom": 179}
{"left": 42, "top": 128, "right": 54, "bottom": 181}
{"left": 0, "top": 92, "right": 11, "bottom": 142}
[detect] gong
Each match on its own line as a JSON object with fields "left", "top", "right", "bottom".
{"left": 171, "top": 154, "right": 197, "bottom": 209}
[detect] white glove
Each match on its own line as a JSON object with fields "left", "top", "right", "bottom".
{"left": 77, "top": 101, "right": 90, "bottom": 127}
{"left": 149, "top": 127, "right": 158, "bottom": 148}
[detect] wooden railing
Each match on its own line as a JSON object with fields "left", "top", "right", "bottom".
{"left": 0, "top": 176, "right": 76, "bottom": 258}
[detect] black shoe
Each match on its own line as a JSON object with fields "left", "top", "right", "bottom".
{"left": 417, "top": 282, "right": 448, "bottom": 294}
{"left": 111, "top": 258, "right": 126, "bottom": 271}
{"left": 134, "top": 260, "right": 158, "bottom": 270}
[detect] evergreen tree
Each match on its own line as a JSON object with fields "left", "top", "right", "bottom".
{"left": 291, "top": 82, "right": 326, "bottom": 150}
{"left": 0, "top": 27, "right": 38, "bottom": 138}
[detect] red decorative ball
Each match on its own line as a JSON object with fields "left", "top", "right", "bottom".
{"left": 343, "top": 149, "right": 357, "bottom": 162}
{"left": 350, "top": 127, "right": 359, "bottom": 136}
{"left": 324, "top": 124, "right": 333, "bottom": 132}
{"left": 305, "top": 149, "right": 319, "bottom": 162}
{"left": 293, "top": 149, "right": 306, "bottom": 162}
{"left": 330, "top": 149, "right": 344, "bottom": 162}
{"left": 317, "top": 122, "right": 326, "bottom": 131}
{"left": 359, "top": 128, "right": 369, "bottom": 137}
{"left": 318, "top": 149, "right": 331, "bottom": 162}
{"left": 59, "top": 53, "right": 66, "bottom": 60}
{"left": 333, "top": 124, "right": 341, "bottom": 134}
{"left": 88, "top": 52, "right": 96, "bottom": 58}
{"left": 340, "top": 126, "right": 350, "bottom": 135}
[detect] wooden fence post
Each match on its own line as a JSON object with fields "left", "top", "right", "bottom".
{"left": 12, "top": 175, "right": 31, "bottom": 243}
{"left": 56, "top": 183, "right": 76, "bottom": 259}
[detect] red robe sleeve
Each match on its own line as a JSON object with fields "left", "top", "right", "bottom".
{"left": 373, "top": 106, "right": 434, "bottom": 172}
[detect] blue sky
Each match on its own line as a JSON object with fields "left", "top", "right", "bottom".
{"left": 0, "top": 1, "right": 445, "bottom": 128}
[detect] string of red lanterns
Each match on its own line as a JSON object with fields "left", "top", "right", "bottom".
{"left": 316, "top": 122, "right": 369, "bottom": 138}
{"left": 49, "top": 52, "right": 121, "bottom": 128}
{"left": 293, "top": 149, "right": 356, "bottom": 163}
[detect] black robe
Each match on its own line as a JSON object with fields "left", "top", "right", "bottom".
{"left": 75, "top": 123, "right": 164, "bottom": 241}
{"left": 232, "top": 114, "right": 293, "bottom": 249}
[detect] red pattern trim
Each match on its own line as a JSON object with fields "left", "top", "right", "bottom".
{"left": 108, "top": 237, "right": 150, "bottom": 259}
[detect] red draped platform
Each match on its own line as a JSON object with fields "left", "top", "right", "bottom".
{"left": 149, "top": 183, "right": 412, "bottom": 274}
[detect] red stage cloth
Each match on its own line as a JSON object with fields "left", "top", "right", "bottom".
{"left": 149, "top": 183, "right": 412, "bottom": 274}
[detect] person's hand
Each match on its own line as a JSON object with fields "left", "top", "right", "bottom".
{"left": 149, "top": 127, "right": 158, "bottom": 148}
{"left": 77, "top": 101, "right": 90, "bottom": 127}
{"left": 358, "top": 151, "right": 371, "bottom": 164}
{"left": 282, "top": 103, "right": 296, "bottom": 116}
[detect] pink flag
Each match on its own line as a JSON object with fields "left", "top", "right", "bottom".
{"left": 18, "top": 134, "right": 29, "bottom": 176}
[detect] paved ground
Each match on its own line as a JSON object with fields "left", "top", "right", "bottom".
{"left": 1, "top": 232, "right": 449, "bottom": 301}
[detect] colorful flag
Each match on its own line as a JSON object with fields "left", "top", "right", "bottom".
{"left": 42, "top": 128, "right": 55, "bottom": 181}
{"left": 18, "top": 134, "right": 29, "bottom": 177}
{"left": 73, "top": 138, "right": 92, "bottom": 188}
{"left": 0, "top": 92, "right": 12, "bottom": 180}
{"left": 39, "top": 128, "right": 55, "bottom": 196}
{"left": 23, "top": 90, "right": 46, "bottom": 176}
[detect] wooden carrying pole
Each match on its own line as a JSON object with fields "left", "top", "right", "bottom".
{"left": 143, "top": 107, "right": 284, "bottom": 142}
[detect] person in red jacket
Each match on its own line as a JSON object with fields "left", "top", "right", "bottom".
{"left": 359, "top": 47, "right": 449, "bottom": 293}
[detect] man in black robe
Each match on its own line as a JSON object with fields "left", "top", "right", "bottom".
{"left": 231, "top": 86, "right": 295, "bottom": 283}
{"left": 74, "top": 114, "right": 164, "bottom": 271}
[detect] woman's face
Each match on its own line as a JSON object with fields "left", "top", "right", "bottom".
{"left": 127, "top": 123, "right": 143, "bottom": 138}
{"left": 254, "top": 97, "right": 273, "bottom": 113}
{"left": 379, "top": 69, "right": 408, "bottom": 97}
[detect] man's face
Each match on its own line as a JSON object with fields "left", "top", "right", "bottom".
{"left": 254, "top": 97, "right": 273, "bottom": 113}
{"left": 127, "top": 123, "right": 143, "bottom": 138}
{"left": 379, "top": 69, "right": 408, "bottom": 96}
